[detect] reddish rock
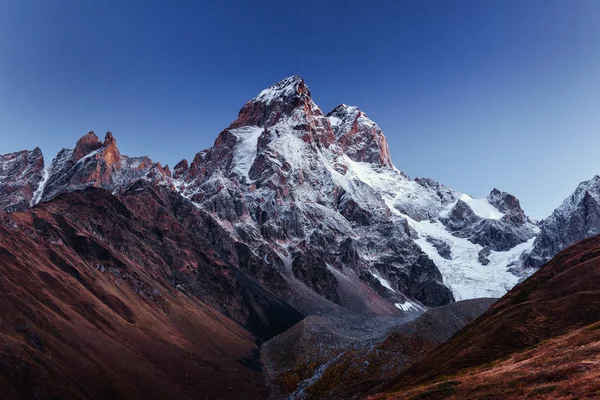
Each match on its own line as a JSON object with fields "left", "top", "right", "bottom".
{"left": 101, "top": 131, "right": 121, "bottom": 166}
{"left": 328, "top": 104, "right": 392, "bottom": 167}
{"left": 72, "top": 131, "right": 102, "bottom": 162}
{"left": 173, "top": 159, "right": 189, "bottom": 179}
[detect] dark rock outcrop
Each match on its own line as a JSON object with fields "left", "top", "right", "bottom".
{"left": 478, "top": 246, "right": 491, "bottom": 265}
{"left": 440, "top": 199, "right": 480, "bottom": 232}
{"left": 441, "top": 194, "right": 537, "bottom": 252}
{"left": 487, "top": 188, "right": 528, "bottom": 224}
{"left": 469, "top": 219, "right": 536, "bottom": 252}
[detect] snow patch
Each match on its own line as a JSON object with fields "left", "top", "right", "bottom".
{"left": 230, "top": 126, "right": 263, "bottom": 181}
{"left": 254, "top": 76, "right": 303, "bottom": 104}
{"left": 407, "top": 215, "right": 533, "bottom": 300}
{"left": 370, "top": 271, "right": 395, "bottom": 292}
{"left": 440, "top": 194, "right": 504, "bottom": 220}
{"left": 395, "top": 301, "right": 420, "bottom": 312}
{"left": 328, "top": 116, "right": 341, "bottom": 127}
{"left": 30, "top": 163, "right": 50, "bottom": 206}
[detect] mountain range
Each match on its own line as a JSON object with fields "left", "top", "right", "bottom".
{"left": 1, "top": 76, "right": 600, "bottom": 399}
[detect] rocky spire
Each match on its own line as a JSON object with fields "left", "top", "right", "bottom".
{"left": 173, "top": 159, "right": 189, "bottom": 179}
{"left": 73, "top": 131, "right": 102, "bottom": 162}
{"left": 101, "top": 132, "right": 120, "bottom": 166}
{"left": 327, "top": 104, "right": 393, "bottom": 167}
{"left": 487, "top": 188, "right": 527, "bottom": 224}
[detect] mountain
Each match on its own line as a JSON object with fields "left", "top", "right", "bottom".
{"left": 1, "top": 75, "right": 599, "bottom": 399}
{"left": 170, "top": 75, "right": 538, "bottom": 310}
{"left": 369, "top": 232, "right": 600, "bottom": 399}
{"left": 0, "top": 76, "right": 540, "bottom": 316}
{"left": 518, "top": 175, "right": 600, "bottom": 274}
{"left": 39, "top": 131, "right": 171, "bottom": 204}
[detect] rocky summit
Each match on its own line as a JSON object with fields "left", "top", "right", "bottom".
{"left": 2, "top": 76, "right": 600, "bottom": 399}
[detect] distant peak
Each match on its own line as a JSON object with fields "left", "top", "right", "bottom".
{"left": 101, "top": 132, "right": 120, "bottom": 165}
{"left": 174, "top": 159, "right": 189, "bottom": 171}
{"left": 73, "top": 131, "right": 102, "bottom": 161}
{"left": 104, "top": 131, "right": 116, "bottom": 146}
{"left": 78, "top": 131, "right": 100, "bottom": 144}
{"left": 327, "top": 104, "right": 364, "bottom": 123}
{"left": 253, "top": 75, "right": 309, "bottom": 104}
{"left": 173, "top": 159, "right": 189, "bottom": 179}
{"left": 229, "top": 75, "right": 320, "bottom": 130}
{"left": 487, "top": 188, "right": 503, "bottom": 199}
{"left": 328, "top": 103, "right": 360, "bottom": 115}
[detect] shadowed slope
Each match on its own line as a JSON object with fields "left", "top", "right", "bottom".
{"left": 371, "top": 322, "right": 600, "bottom": 399}
{"left": 0, "top": 186, "right": 302, "bottom": 399}
{"left": 370, "top": 233, "right": 600, "bottom": 399}
{"left": 262, "top": 299, "right": 495, "bottom": 400}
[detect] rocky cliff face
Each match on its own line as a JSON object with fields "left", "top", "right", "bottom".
{"left": 0, "top": 76, "right": 539, "bottom": 314}
{"left": 327, "top": 104, "right": 392, "bottom": 167}
{"left": 518, "top": 175, "right": 600, "bottom": 273}
{"left": 0, "top": 148, "right": 45, "bottom": 211}
{"left": 173, "top": 76, "right": 459, "bottom": 311}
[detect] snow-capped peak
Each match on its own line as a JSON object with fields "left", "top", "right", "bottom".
{"left": 253, "top": 75, "right": 308, "bottom": 104}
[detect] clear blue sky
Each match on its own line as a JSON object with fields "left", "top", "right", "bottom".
{"left": 1, "top": 0, "right": 599, "bottom": 219}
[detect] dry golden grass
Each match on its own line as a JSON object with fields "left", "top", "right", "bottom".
{"left": 371, "top": 322, "right": 600, "bottom": 400}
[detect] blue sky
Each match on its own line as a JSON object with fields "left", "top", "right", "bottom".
{"left": 1, "top": 0, "right": 599, "bottom": 219}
